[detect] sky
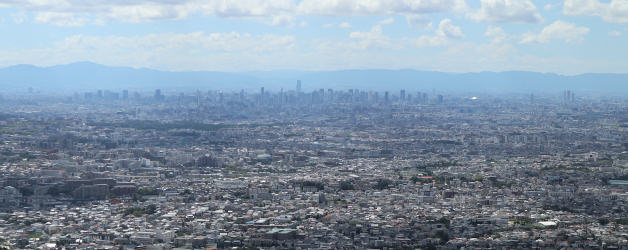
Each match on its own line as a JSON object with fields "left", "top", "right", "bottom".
{"left": 0, "top": 0, "right": 626, "bottom": 75}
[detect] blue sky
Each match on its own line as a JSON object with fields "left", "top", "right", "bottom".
{"left": 0, "top": 0, "right": 626, "bottom": 74}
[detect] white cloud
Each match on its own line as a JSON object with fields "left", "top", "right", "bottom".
{"left": 520, "top": 20, "right": 590, "bottom": 44}
{"left": 609, "top": 30, "right": 622, "bottom": 36}
{"left": 0, "top": 0, "right": 472, "bottom": 27}
{"left": 339, "top": 22, "right": 351, "bottom": 28}
{"left": 0, "top": 0, "right": 297, "bottom": 25}
{"left": 2, "top": 29, "right": 625, "bottom": 74}
{"left": 416, "top": 18, "right": 464, "bottom": 47}
{"left": 416, "top": 35, "right": 449, "bottom": 47}
{"left": 34, "top": 12, "right": 88, "bottom": 27}
{"left": 270, "top": 14, "right": 296, "bottom": 27}
{"left": 484, "top": 26, "right": 508, "bottom": 44}
{"left": 563, "top": 0, "right": 628, "bottom": 23}
{"left": 563, "top": 0, "right": 605, "bottom": 16}
{"left": 349, "top": 25, "right": 396, "bottom": 50}
{"left": 0, "top": 31, "right": 296, "bottom": 71}
{"left": 296, "top": 0, "right": 468, "bottom": 16}
{"left": 436, "top": 18, "right": 464, "bottom": 39}
{"left": 470, "top": 0, "right": 543, "bottom": 23}
{"left": 0, "top": 0, "right": 552, "bottom": 27}
{"left": 406, "top": 14, "right": 432, "bottom": 29}
{"left": 379, "top": 17, "right": 394, "bottom": 25}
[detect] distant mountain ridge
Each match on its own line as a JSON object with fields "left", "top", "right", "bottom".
{"left": 1, "top": 62, "right": 627, "bottom": 94}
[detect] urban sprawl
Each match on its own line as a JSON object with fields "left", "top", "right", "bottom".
{"left": 0, "top": 84, "right": 627, "bottom": 249}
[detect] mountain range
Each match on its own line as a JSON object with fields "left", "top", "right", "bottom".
{"left": 1, "top": 62, "right": 627, "bottom": 94}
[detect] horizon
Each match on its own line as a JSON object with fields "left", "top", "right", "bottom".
{"left": 2, "top": 60, "right": 627, "bottom": 76}
{"left": 2, "top": 60, "right": 628, "bottom": 95}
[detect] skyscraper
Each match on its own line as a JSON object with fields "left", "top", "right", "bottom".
{"left": 296, "top": 80, "right": 302, "bottom": 93}
{"left": 154, "top": 89, "right": 164, "bottom": 101}
{"left": 260, "top": 87, "right": 265, "bottom": 104}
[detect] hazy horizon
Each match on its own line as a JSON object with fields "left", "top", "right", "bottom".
{"left": 2, "top": 61, "right": 628, "bottom": 94}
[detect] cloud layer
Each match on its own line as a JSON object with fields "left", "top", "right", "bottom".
{"left": 520, "top": 20, "right": 590, "bottom": 44}
{"left": 0, "top": 0, "right": 548, "bottom": 26}
{"left": 563, "top": 0, "right": 628, "bottom": 23}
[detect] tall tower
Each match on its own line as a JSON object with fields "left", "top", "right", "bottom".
{"left": 296, "top": 80, "right": 302, "bottom": 93}
{"left": 154, "top": 89, "right": 163, "bottom": 101}
{"left": 260, "top": 87, "right": 265, "bottom": 104}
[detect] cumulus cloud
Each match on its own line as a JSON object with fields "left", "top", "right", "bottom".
{"left": 349, "top": 25, "right": 397, "bottom": 50}
{"left": 0, "top": 0, "right": 556, "bottom": 27}
{"left": 271, "top": 14, "right": 296, "bottom": 27}
{"left": 470, "top": 0, "right": 543, "bottom": 23}
{"left": 0, "top": 31, "right": 297, "bottom": 70}
{"left": 520, "top": 20, "right": 590, "bottom": 44}
{"left": 416, "top": 18, "right": 464, "bottom": 47}
{"left": 436, "top": 19, "right": 464, "bottom": 39}
{"left": 296, "top": 0, "right": 468, "bottom": 16}
{"left": 563, "top": 0, "right": 628, "bottom": 23}
{"left": 339, "top": 22, "right": 351, "bottom": 28}
{"left": 34, "top": 12, "right": 89, "bottom": 27}
{"left": 406, "top": 14, "right": 432, "bottom": 29}
{"left": 0, "top": 0, "right": 297, "bottom": 26}
{"left": 484, "top": 26, "right": 508, "bottom": 44}
{"left": 0, "top": 0, "right": 469, "bottom": 27}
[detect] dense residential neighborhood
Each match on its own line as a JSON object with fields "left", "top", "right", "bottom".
{"left": 0, "top": 88, "right": 627, "bottom": 249}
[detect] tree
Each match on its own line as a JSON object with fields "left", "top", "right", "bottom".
{"left": 46, "top": 186, "right": 61, "bottom": 196}
{"left": 339, "top": 180, "right": 354, "bottom": 190}
{"left": 435, "top": 230, "right": 449, "bottom": 244}
{"left": 411, "top": 176, "right": 420, "bottom": 184}
{"left": 374, "top": 178, "right": 393, "bottom": 190}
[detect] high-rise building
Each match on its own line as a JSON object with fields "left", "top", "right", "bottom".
{"left": 260, "top": 87, "right": 265, "bottom": 104}
{"left": 154, "top": 89, "right": 164, "bottom": 101}
{"left": 327, "top": 89, "right": 333, "bottom": 102}
{"left": 319, "top": 89, "right": 325, "bottom": 103}
{"left": 400, "top": 89, "right": 406, "bottom": 102}
{"left": 296, "top": 80, "right": 302, "bottom": 93}
{"left": 122, "top": 90, "right": 129, "bottom": 100}
{"left": 384, "top": 91, "right": 389, "bottom": 104}
{"left": 530, "top": 93, "right": 534, "bottom": 104}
